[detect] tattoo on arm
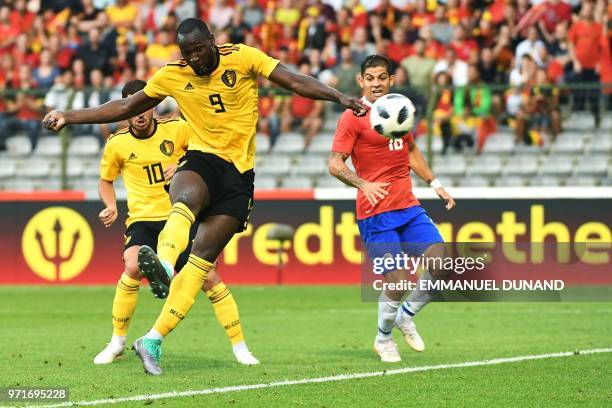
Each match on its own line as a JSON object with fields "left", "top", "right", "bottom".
{"left": 329, "top": 152, "right": 363, "bottom": 188}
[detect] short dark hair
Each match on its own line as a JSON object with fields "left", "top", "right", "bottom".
{"left": 177, "top": 18, "right": 211, "bottom": 37}
{"left": 122, "top": 79, "right": 146, "bottom": 98}
{"left": 360, "top": 55, "right": 392, "bottom": 76}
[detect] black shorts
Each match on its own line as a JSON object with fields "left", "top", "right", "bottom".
{"left": 124, "top": 221, "right": 196, "bottom": 271}
{"left": 176, "top": 150, "right": 254, "bottom": 232}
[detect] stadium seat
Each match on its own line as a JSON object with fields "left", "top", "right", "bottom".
{"left": 584, "top": 135, "right": 612, "bottom": 155}
{"left": 254, "top": 176, "right": 278, "bottom": 190}
{"left": 255, "top": 133, "right": 270, "bottom": 154}
{"left": 5, "top": 135, "right": 32, "bottom": 157}
{"left": 67, "top": 159, "right": 86, "bottom": 178}
{"left": 432, "top": 154, "right": 466, "bottom": 178}
{"left": 271, "top": 132, "right": 305, "bottom": 155}
{"left": 34, "top": 179, "right": 63, "bottom": 190}
{"left": 566, "top": 112, "right": 594, "bottom": 130}
{"left": 436, "top": 176, "right": 455, "bottom": 187}
{"left": 20, "top": 160, "right": 53, "bottom": 178}
{"left": 482, "top": 132, "right": 515, "bottom": 155}
{"left": 529, "top": 176, "right": 561, "bottom": 187}
{"left": 292, "top": 156, "right": 328, "bottom": 177}
{"left": 513, "top": 144, "right": 544, "bottom": 155}
{"left": 34, "top": 136, "right": 63, "bottom": 157}
{"left": 565, "top": 176, "right": 599, "bottom": 187}
{"left": 466, "top": 156, "right": 502, "bottom": 177}
{"left": 68, "top": 135, "right": 101, "bottom": 156}
{"left": 1, "top": 178, "right": 36, "bottom": 192}
{"left": 573, "top": 156, "right": 609, "bottom": 177}
{"left": 83, "top": 162, "right": 101, "bottom": 179}
{"left": 304, "top": 136, "right": 332, "bottom": 155}
{"left": 416, "top": 136, "right": 443, "bottom": 154}
{"left": 281, "top": 176, "right": 313, "bottom": 189}
{"left": 501, "top": 155, "right": 540, "bottom": 177}
{"left": 461, "top": 176, "right": 489, "bottom": 187}
{"left": 0, "top": 159, "right": 18, "bottom": 179}
{"left": 494, "top": 176, "right": 526, "bottom": 187}
{"left": 549, "top": 133, "right": 584, "bottom": 155}
{"left": 256, "top": 155, "right": 291, "bottom": 177}
{"left": 539, "top": 156, "right": 574, "bottom": 177}
{"left": 316, "top": 175, "right": 348, "bottom": 188}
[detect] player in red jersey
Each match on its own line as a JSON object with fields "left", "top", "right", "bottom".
{"left": 329, "top": 55, "right": 456, "bottom": 363}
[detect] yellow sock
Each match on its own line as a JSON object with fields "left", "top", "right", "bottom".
{"left": 112, "top": 273, "right": 141, "bottom": 336}
{"left": 157, "top": 202, "right": 195, "bottom": 267}
{"left": 206, "top": 282, "right": 245, "bottom": 345}
{"left": 153, "top": 254, "right": 211, "bottom": 336}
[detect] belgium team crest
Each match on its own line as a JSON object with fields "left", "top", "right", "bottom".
{"left": 160, "top": 140, "right": 174, "bottom": 156}
{"left": 222, "top": 70, "right": 237, "bottom": 88}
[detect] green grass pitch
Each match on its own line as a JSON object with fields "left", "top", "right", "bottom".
{"left": 1, "top": 286, "right": 611, "bottom": 407}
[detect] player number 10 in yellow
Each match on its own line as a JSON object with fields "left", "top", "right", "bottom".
{"left": 143, "top": 163, "right": 165, "bottom": 184}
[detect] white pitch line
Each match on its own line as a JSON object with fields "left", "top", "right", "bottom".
{"left": 12, "top": 347, "right": 612, "bottom": 408}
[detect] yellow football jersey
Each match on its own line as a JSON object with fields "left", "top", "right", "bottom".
{"left": 143, "top": 44, "right": 280, "bottom": 174}
{"left": 100, "top": 118, "right": 190, "bottom": 227}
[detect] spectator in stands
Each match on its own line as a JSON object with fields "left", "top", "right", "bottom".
{"left": 258, "top": 78, "right": 282, "bottom": 149}
{"left": 449, "top": 25, "right": 478, "bottom": 61}
{"left": 74, "top": 0, "right": 106, "bottom": 33}
{"left": 0, "top": 5, "right": 19, "bottom": 55}
{"left": 77, "top": 27, "right": 110, "bottom": 77}
{"left": 545, "top": 22, "right": 571, "bottom": 75}
{"left": 515, "top": 26, "right": 546, "bottom": 68}
{"left": 387, "top": 27, "right": 412, "bottom": 66}
{"left": 391, "top": 66, "right": 426, "bottom": 127}
{"left": 276, "top": 0, "right": 301, "bottom": 28}
{"left": 351, "top": 26, "right": 376, "bottom": 64}
{"left": 568, "top": 1, "right": 604, "bottom": 126}
{"left": 530, "top": 68, "right": 562, "bottom": 140}
{"left": 280, "top": 60, "right": 324, "bottom": 147}
{"left": 4, "top": 66, "right": 42, "bottom": 148}
{"left": 411, "top": 0, "right": 435, "bottom": 30}
{"left": 146, "top": 29, "right": 181, "bottom": 68}
{"left": 515, "top": 0, "right": 572, "bottom": 44}
{"left": 430, "top": 6, "right": 453, "bottom": 45}
{"left": 509, "top": 54, "right": 537, "bottom": 87}
{"left": 432, "top": 71, "right": 454, "bottom": 154}
{"left": 105, "top": 0, "right": 138, "bottom": 33}
{"left": 242, "top": 0, "right": 264, "bottom": 29}
{"left": 10, "top": 0, "right": 35, "bottom": 33}
{"left": 44, "top": 70, "right": 85, "bottom": 114}
{"left": 400, "top": 37, "right": 436, "bottom": 94}
{"left": 433, "top": 47, "right": 469, "bottom": 86}
{"left": 209, "top": 0, "right": 234, "bottom": 32}
{"left": 492, "top": 24, "right": 515, "bottom": 74}
{"left": 225, "top": 8, "right": 250, "bottom": 44}
{"left": 173, "top": 0, "right": 197, "bottom": 23}
{"left": 331, "top": 45, "right": 362, "bottom": 99}
{"left": 33, "top": 49, "right": 60, "bottom": 89}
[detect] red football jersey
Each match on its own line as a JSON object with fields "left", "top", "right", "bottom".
{"left": 332, "top": 99, "right": 420, "bottom": 220}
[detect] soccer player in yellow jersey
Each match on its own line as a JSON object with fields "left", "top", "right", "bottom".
{"left": 93, "top": 79, "right": 259, "bottom": 366}
{"left": 43, "top": 18, "right": 365, "bottom": 375}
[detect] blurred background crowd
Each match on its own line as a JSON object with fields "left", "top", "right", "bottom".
{"left": 0, "top": 0, "right": 611, "bottom": 165}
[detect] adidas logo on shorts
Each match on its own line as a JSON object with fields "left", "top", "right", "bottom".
{"left": 184, "top": 82, "right": 194, "bottom": 90}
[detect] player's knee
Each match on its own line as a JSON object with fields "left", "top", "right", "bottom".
{"left": 425, "top": 243, "right": 452, "bottom": 279}
{"left": 173, "top": 195, "right": 202, "bottom": 217}
{"left": 204, "top": 267, "right": 221, "bottom": 291}
{"left": 124, "top": 256, "right": 142, "bottom": 280}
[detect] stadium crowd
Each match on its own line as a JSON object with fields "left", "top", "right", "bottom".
{"left": 0, "top": 0, "right": 611, "bottom": 153}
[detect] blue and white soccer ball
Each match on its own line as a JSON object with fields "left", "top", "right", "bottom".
{"left": 370, "top": 93, "right": 416, "bottom": 139}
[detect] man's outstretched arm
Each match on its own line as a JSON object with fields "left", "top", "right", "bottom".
{"left": 42, "top": 91, "right": 163, "bottom": 132}
{"left": 268, "top": 64, "right": 366, "bottom": 115}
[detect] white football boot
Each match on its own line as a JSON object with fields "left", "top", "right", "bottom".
{"left": 232, "top": 342, "right": 261, "bottom": 365}
{"left": 94, "top": 340, "right": 126, "bottom": 364}
{"left": 374, "top": 338, "right": 402, "bottom": 363}
{"left": 395, "top": 315, "right": 425, "bottom": 352}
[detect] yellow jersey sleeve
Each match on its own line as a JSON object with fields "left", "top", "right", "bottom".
{"left": 100, "top": 139, "right": 121, "bottom": 181}
{"left": 143, "top": 67, "right": 171, "bottom": 99}
{"left": 241, "top": 45, "right": 280, "bottom": 79}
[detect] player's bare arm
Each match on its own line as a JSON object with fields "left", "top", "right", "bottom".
{"left": 408, "top": 141, "right": 456, "bottom": 210}
{"left": 42, "top": 90, "right": 163, "bottom": 132}
{"left": 269, "top": 64, "right": 366, "bottom": 116}
{"left": 328, "top": 151, "right": 389, "bottom": 207}
{"left": 98, "top": 179, "right": 118, "bottom": 228}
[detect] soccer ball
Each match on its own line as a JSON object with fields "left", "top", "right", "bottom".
{"left": 370, "top": 93, "right": 416, "bottom": 139}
